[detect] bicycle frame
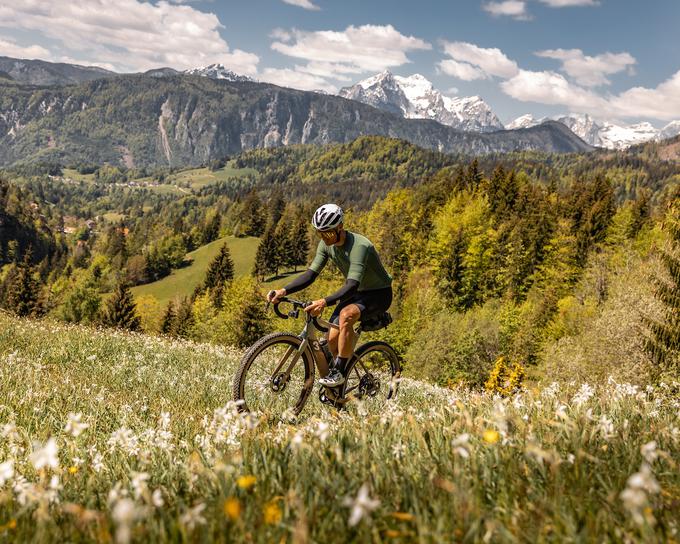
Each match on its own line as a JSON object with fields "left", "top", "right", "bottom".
{"left": 268, "top": 300, "right": 363, "bottom": 387}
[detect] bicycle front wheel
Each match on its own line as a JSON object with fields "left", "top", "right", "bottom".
{"left": 342, "top": 341, "right": 401, "bottom": 403}
{"left": 233, "top": 332, "right": 315, "bottom": 418}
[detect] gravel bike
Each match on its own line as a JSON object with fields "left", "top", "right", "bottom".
{"left": 232, "top": 296, "right": 400, "bottom": 416}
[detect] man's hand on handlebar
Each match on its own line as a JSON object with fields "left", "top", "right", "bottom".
{"left": 304, "top": 298, "right": 327, "bottom": 317}
{"left": 267, "top": 289, "right": 287, "bottom": 304}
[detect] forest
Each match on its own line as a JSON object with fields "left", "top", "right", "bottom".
{"left": 1, "top": 134, "right": 679, "bottom": 387}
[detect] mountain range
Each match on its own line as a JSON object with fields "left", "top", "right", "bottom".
{"left": 507, "top": 113, "right": 680, "bottom": 150}
{"left": 339, "top": 71, "right": 503, "bottom": 133}
{"left": 0, "top": 71, "right": 591, "bottom": 168}
{"left": 1, "top": 56, "right": 678, "bottom": 153}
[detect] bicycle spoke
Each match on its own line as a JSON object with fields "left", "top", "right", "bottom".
{"left": 238, "top": 337, "right": 312, "bottom": 418}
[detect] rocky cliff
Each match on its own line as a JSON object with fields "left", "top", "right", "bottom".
{"left": 0, "top": 75, "right": 592, "bottom": 167}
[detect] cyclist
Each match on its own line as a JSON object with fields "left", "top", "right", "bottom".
{"left": 267, "top": 203, "right": 393, "bottom": 387}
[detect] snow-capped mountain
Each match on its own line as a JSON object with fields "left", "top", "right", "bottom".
{"left": 659, "top": 121, "right": 680, "bottom": 141}
{"left": 339, "top": 70, "right": 503, "bottom": 133}
{"left": 507, "top": 113, "right": 680, "bottom": 149}
{"left": 184, "top": 64, "right": 253, "bottom": 82}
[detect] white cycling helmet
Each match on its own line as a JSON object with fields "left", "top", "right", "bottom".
{"left": 312, "top": 204, "right": 344, "bottom": 231}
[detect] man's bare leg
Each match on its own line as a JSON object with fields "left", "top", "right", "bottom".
{"left": 337, "top": 304, "right": 360, "bottom": 358}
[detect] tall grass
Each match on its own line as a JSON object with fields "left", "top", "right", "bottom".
{"left": 0, "top": 313, "right": 678, "bottom": 542}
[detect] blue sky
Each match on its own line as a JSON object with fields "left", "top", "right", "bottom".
{"left": 1, "top": 0, "right": 678, "bottom": 125}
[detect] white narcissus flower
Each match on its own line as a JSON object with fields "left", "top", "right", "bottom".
{"left": 343, "top": 484, "right": 380, "bottom": 527}
{"left": 65, "top": 413, "right": 89, "bottom": 437}
{"left": 0, "top": 460, "right": 14, "bottom": 485}
{"left": 451, "top": 433, "right": 471, "bottom": 459}
{"left": 641, "top": 441, "right": 658, "bottom": 464}
{"left": 30, "top": 438, "right": 59, "bottom": 470}
{"left": 315, "top": 421, "right": 329, "bottom": 442}
{"left": 112, "top": 498, "right": 137, "bottom": 544}
{"left": 152, "top": 488, "right": 164, "bottom": 508}
{"left": 131, "top": 472, "right": 149, "bottom": 500}
{"left": 180, "top": 503, "right": 207, "bottom": 530}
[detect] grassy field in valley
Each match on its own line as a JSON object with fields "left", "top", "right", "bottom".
{"left": 0, "top": 312, "right": 678, "bottom": 542}
{"left": 131, "top": 235, "right": 297, "bottom": 307}
{"left": 131, "top": 236, "right": 260, "bottom": 306}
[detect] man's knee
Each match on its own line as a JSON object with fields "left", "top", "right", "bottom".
{"left": 339, "top": 305, "right": 360, "bottom": 327}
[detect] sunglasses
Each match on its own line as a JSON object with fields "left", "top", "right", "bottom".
{"left": 316, "top": 228, "right": 339, "bottom": 242}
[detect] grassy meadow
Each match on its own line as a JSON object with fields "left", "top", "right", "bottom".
{"left": 0, "top": 312, "right": 678, "bottom": 543}
{"left": 131, "top": 235, "right": 260, "bottom": 306}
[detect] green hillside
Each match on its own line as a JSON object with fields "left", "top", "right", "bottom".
{"left": 131, "top": 235, "right": 258, "bottom": 305}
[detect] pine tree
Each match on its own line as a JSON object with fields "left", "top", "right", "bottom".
{"left": 234, "top": 288, "right": 269, "bottom": 347}
{"left": 253, "top": 222, "right": 280, "bottom": 280}
{"left": 644, "top": 200, "right": 680, "bottom": 371}
{"left": 201, "top": 212, "right": 221, "bottom": 245}
{"left": 203, "top": 242, "right": 234, "bottom": 308}
{"left": 465, "top": 159, "right": 483, "bottom": 190}
{"left": 101, "top": 282, "right": 141, "bottom": 331}
{"left": 274, "top": 214, "right": 295, "bottom": 274}
{"left": 160, "top": 300, "right": 176, "bottom": 334}
{"left": 290, "top": 214, "right": 310, "bottom": 272}
{"left": 171, "top": 297, "right": 194, "bottom": 339}
{"left": 3, "top": 249, "right": 41, "bottom": 317}
{"left": 268, "top": 191, "right": 286, "bottom": 226}
{"left": 241, "top": 190, "right": 266, "bottom": 237}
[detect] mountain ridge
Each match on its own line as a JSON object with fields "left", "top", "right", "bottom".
{"left": 0, "top": 74, "right": 591, "bottom": 168}
{"left": 507, "top": 113, "right": 680, "bottom": 150}
{"left": 339, "top": 70, "right": 504, "bottom": 133}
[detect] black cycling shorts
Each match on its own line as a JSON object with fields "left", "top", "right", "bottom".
{"left": 329, "top": 286, "right": 393, "bottom": 324}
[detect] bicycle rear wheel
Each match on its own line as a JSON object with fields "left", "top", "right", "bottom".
{"left": 233, "top": 332, "right": 315, "bottom": 418}
{"left": 341, "top": 341, "right": 401, "bottom": 403}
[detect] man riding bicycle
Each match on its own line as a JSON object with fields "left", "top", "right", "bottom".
{"left": 267, "top": 204, "right": 393, "bottom": 387}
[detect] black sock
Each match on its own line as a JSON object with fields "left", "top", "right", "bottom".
{"left": 334, "top": 356, "right": 348, "bottom": 373}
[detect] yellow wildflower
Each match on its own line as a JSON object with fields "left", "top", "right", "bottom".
{"left": 236, "top": 475, "right": 257, "bottom": 490}
{"left": 224, "top": 498, "right": 241, "bottom": 520}
{"left": 483, "top": 429, "right": 500, "bottom": 444}
{"left": 390, "top": 512, "right": 414, "bottom": 522}
{"left": 264, "top": 501, "right": 282, "bottom": 525}
{"left": 68, "top": 466, "right": 79, "bottom": 474}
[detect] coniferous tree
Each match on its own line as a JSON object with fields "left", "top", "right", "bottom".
{"left": 234, "top": 289, "right": 269, "bottom": 347}
{"left": 101, "top": 282, "right": 141, "bottom": 331}
{"left": 269, "top": 191, "right": 286, "bottom": 226}
{"left": 290, "top": 214, "right": 310, "bottom": 272}
{"left": 160, "top": 301, "right": 176, "bottom": 334}
{"left": 171, "top": 297, "right": 194, "bottom": 339}
{"left": 3, "top": 249, "right": 41, "bottom": 317}
{"left": 241, "top": 190, "right": 266, "bottom": 237}
{"left": 203, "top": 242, "right": 234, "bottom": 307}
{"left": 201, "top": 212, "right": 221, "bottom": 245}
{"left": 253, "top": 222, "right": 279, "bottom": 280}
{"left": 274, "top": 214, "right": 295, "bottom": 274}
{"left": 465, "top": 159, "right": 483, "bottom": 190}
{"left": 644, "top": 200, "right": 680, "bottom": 371}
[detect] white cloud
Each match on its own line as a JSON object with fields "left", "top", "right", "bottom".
{"left": 501, "top": 69, "right": 607, "bottom": 113}
{"left": 271, "top": 24, "right": 431, "bottom": 76}
{"left": 438, "top": 59, "right": 488, "bottom": 81}
{"left": 500, "top": 67, "right": 680, "bottom": 122}
{"left": 260, "top": 67, "right": 335, "bottom": 92}
{"left": 612, "top": 70, "right": 680, "bottom": 121}
{"left": 0, "top": 37, "right": 52, "bottom": 60}
{"left": 282, "top": 0, "right": 321, "bottom": 10}
{"left": 537, "top": 0, "right": 598, "bottom": 6}
{"left": 439, "top": 41, "right": 519, "bottom": 79}
{"left": 0, "top": 0, "right": 259, "bottom": 74}
{"left": 536, "top": 48, "right": 635, "bottom": 86}
{"left": 483, "top": 1, "right": 531, "bottom": 20}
